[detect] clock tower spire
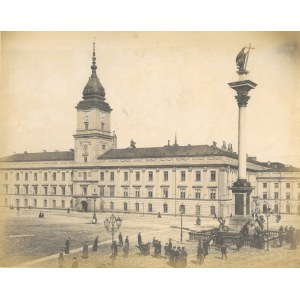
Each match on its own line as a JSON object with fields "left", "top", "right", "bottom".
{"left": 74, "top": 43, "right": 117, "bottom": 163}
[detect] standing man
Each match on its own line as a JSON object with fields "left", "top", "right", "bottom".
{"left": 181, "top": 247, "right": 187, "bottom": 268}
{"left": 58, "top": 250, "right": 64, "bottom": 268}
{"left": 118, "top": 232, "right": 124, "bottom": 247}
{"left": 92, "top": 236, "right": 99, "bottom": 252}
{"left": 65, "top": 237, "right": 71, "bottom": 254}
{"left": 138, "top": 232, "right": 142, "bottom": 245}
{"left": 111, "top": 241, "right": 118, "bottom": 265}
{"left": 221, "top": 243, "right": 227, "bottom": 260}
{"left": 82, "top": 241, "right": 89, "bottom": 259}
{"left": 125, "top": 236, "right": 129, "bottom": 247}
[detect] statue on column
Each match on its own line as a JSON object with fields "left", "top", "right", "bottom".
{"left": 235, "top": 44, "right": 254, "bottom": 75}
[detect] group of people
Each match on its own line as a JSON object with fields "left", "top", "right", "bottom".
{"left": 57, "top": 250, "right": 78, "bottom": 268}
{"left": 38, "top": 211, "right": 45, "bottom": 218}
{"left": 196, "top": 240, "right": 209, "bottom": 264}
{"left": 284, "top": 225, "right": 298, "bottom": 250}
{"left": 118, "top": 232, "right": 130, "bottom": 258}
{"left": 163, "top": 239, "right": 187, "bottom": 267}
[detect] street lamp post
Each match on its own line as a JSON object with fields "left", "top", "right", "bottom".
{"left": 265, "top": 208, "right": 271, "bottom": 251}
{"left": 104, "top": 213, "right": 122, "bottom": 243}
{"left": 179, "top": 205, "right": 184, "bottom": 242}
{"left": 92, "top": 192, "right": 97, "bottom": 224}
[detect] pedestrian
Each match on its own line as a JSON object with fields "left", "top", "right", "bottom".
{"left": 65, "top": 237, "right": 71, "bottom": 254}
{"left": 181, "top": 247, "right": 187, "bottom": 268}
{"left": 152, "top": 237, "right": 156, "bottom": 246}
{"left": 118, "top": 232, "right": 123, "bottom": 247}
{"left": 158, "top": 212, "right": 161, "bottom": 218}
{"left": 138, "top": 232, "right": 142, "bottom": 245}
{"left": 157, "top": 241, "right": 161, "bottom": 257}
{"left": 197, "top": 243, "right": 205, "bottom": 265}
{"left": 58, "top": 250, "right": 64, "bottom": 268}
{"left": 203, "top": 240, "right": 208, "bottom": 257}
{"left": 72, "top": 257, "right": 78, "bottom": 268}
{"left": 92, "top": 236, "right": 99, "bottom": 252}
{"left": 221, "top": 243, "right": 227, "bottom": 260}
{"left": 67, "top": 208, "right": 70, "bottom": 213}
{"left": 111, "top": 241, "right": 118, "bottom": 265}
{"left": 290, "top": 230, "right": 297, "bottom": 250}
{"left": 123, "top": 242, "right": 129, "bottom": 258}
{"left": 174, "top": 246, "right": 181, "bottom": 268}
{"left": 278, "top": 226, "right": 284, "bottom": 247}
{"left": 82, "top": 241, "right": 89, "bottom": 259}
{"left": 125, "top": 236, "right": 129, "bottom": 247}
{"left": 169, "top": 246, "right": 175, "bottom": 266}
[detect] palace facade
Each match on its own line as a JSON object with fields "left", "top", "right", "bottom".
{"left": 1, "top": 45, "right": 300, "bottom": 217}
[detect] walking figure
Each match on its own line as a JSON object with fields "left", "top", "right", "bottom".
{"left": 197, "top": 243, "right": 205, "bottom": 265}
{"left": 138, "top": 232, "right": 142, "bottom": 245}
{"left": 221, "top": 243, "right": 227, "bottom": 260}
{"left": 118, "top": 232, "right": 124, "bottom": 247}
{"left": 111, "top": 241, "right": 118, "bottom": 265}
{"left": 58, "top": 250, "right": 64, "bottom": 268}
{"left": 92, "top": 236, "right": 99, "bottom": 252}
{"left": 125, "top": 236, "right": 129, "bottom": 247}
{"left": 65, "top": 237, "right": 71, "bottom": 254}
{"left": 82, "top": 241, "right": 89, "bottom": 259}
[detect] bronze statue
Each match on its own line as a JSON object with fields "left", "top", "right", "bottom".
{"left": 236, "top": 44, "right": 254, "bottom": 74}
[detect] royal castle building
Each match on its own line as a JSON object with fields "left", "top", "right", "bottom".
{"left": 1, "top": 45, "right": 300, "bottom": 217}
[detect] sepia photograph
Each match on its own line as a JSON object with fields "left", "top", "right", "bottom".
{"left": 0, "top": 31, "right": 300, "bottom": 269}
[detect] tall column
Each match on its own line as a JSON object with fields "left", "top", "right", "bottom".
{"left": 238, "top": 105, "right": 247, "bottom": 180}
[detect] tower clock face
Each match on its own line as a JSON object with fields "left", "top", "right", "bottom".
{"left": 83, "top": 111, "right": 89, "bottom": 122}
{"left": 100, "top": 112, "right": 105, "bottom": 121}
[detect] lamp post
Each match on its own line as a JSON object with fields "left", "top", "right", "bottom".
{"left": 264, "top": 208, "right": 271, "bottom": 251}
{"left": 92, "top": 192, "right": 97, "bottom": 224}
{"left": 179, "top": 204, "right": 184, "bottom": 242}
{"left": 104, "top": 214, "right": 122, "bottom": 243}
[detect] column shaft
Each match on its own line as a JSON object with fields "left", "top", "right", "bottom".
{"left": 238, "top": 106, "right": 247, "bottom": 179}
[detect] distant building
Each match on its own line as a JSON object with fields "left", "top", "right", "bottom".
{"left": 1, "top": 45, "right": 300, "bottom": 217}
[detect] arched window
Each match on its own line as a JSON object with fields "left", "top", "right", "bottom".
{"left": 286, "top": 205, "right": 291, "bottom": 214}
{"left": 274, "top": 204, "right": 279, "bottom": 213}
{"left": 263, "top": 204, "right": 268, "bottom": 213}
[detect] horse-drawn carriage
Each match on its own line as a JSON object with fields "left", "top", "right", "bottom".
{"left": 136, "top": 242, "right": 151, "bottom": 255}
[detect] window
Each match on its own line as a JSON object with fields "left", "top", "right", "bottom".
{"left": 195, "top": 189, "right": 201, "bottom": 199}
{"left": 15, "top": 199, "right": 20, "bottom": 207}
{"left": 109, "top": 186, "right": 115, "bottom": 197}
{"left": 16, "top": 173, "right": 19, "bottom": 181}
{"left": 136, "top": 172, "right": 140, "bottom": 181}
{"left": 25, "top": 173, "right": 28, "bottom": 181}
{"left": 33, "top": 199, "right": 37, "bottom": 207}
{"left": 102, "top": 144, "right": 106, "bottom": 150}
{"left": 123, "top": 188, "right": 128, "bottom": 197}
{"left": 148, "top": 203, "right": 152, "bottom": 212}
{"left": 123, "top": 203, "right": 128, "bottom": 211}
{"left": 135, "top": 188, "right": 140, "bottom": 198}
{"left": 100, "top": 186, "right": 104, "bottom": 196}
{"left": 110, "top": 172, "right": 114, "bottom": 181}
{"left": 84, "top": 122, "right": 89, "bottom": 130}
{"left": 4, "top": 185, "right": 8, "bottom": 194}
{"left": 210, "top": 206, "right": 216, "bottom": 216}
{"left": 52, "top": 186, "right": 57, "bottom": 195}
{"left": 52, "top": 200, "right": 56, "bottom": 208}
{"left": 286, "top": 183, "right": 290, "bottom": 189}
{"left": 44, "top": 200, "right": 47, "bottom": 207}
{"left": 163, "top": 203, "right": 168, "bottom": 213}
{"left": 298, "top": 183, "right": 300, "bottom": 189}
{"left": 286, "top": 205, "right": 291, "bottom": 214}
{"left": 61, "top": 186, "right": 65, "bottom": 195}
{"left": 101, "top": 122, "right": 105, "bottom": 131}
{"left": 179, "top": 204, "right": 185, "bottom": 214}
{"left": 110, "top": 202, "right": 114, "bottom": 210}
{"left": 34, "top": 173, "right": 38, "bottom": 181}
{"left": 24, "top": 186, "right": 28, "bottom": 194}
{"left": 44, "top": 172, "right": 48, "bottom": 181}
{"left": 83, "top": 172, "right": 87, "bottom": 181}
{"left": 70, "top": 185, "right": 73, "bottom": 195}
{"left": 181, "top": 171, "right": 186, "bottom": 181}
{"left": 33, "top": 186, "right": 38, "bottom": 195}
{"left": 148, "top": 189, "right": 153, "bottom": 198}
{"left": 5, "top": 198, "right": 7, "bottom": 206}
{"left": 163, "top": 171, "right": 168, "bottom": 181}
{"left": 180, "top": 189, "right": 186, "bottom": 199}
{"left": 62, "top": 172, "right": 65, "bottom": 181}
{"left": 15, "top": 186, "right": 20, "bottom": 194}
{"left": 148, "top": 171, "right": 153, "bottom": 181}
{"left": 196, "top": 171, "right": 201, "bottom": 182}
{"left": 82, "top": 187, "right": 87, "bottom": 196}
{"left": 135, "top": 203, "right": 139, "bottom": 212}
{"left": 61, "top": 200, "right": 65, "bottom": 208}
{"left": 263, "top": 192, "right": 267, "bottom": 200}
{"left": 84, "top": 156, "right": 88, "bottom": 163}
{"left": 286, "top": 192, "right": 290, "bottom": 200}
{"left": 274, "top": 204, "right": 279, "bottom": 213}
{"left": 274, "top": 192, "right": 279, "bottom": 199}
{"left": 263, "top": 182, "right": 267, "bottom": 188}
{"left": 210, "top": 189, "right": 216, "bottom": 199}
{"left": 24, "top": 199, "right": 28, "bottom": 207}
{"left": 274, "top": 182, "right": 279, "bottom": 188}
{"left": 210, "top": 171, "right": 216, "bottom": 181}
{"left": 124, "top": 172, "right": 128, "bottom": 181}
{"left": 163, "top": 188, "right": 168, "bottom": 198}
{"left": 52, "top": 172, "right": 56, "bottom": 181}
{"left": 100, "top": 172, "right": 104, "bottom": 181}
{"left": 5, "top": 173, "right": 8, "bottom": 180}
{"left": 195, "top": 205, "right": 200, "bottom": 216}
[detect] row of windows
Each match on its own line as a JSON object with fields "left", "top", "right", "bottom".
{"left": 3, "top": 172, "right": 71, "bottom": 181}
{"left": 3, "top": 185, "right": 73, "bottom": 195}
{"left": 263, "top": 182, "right": 300, "bottom": 189}
{"left": 262, "top": 192, "right": 300, "bottom": 200}
{"left": 99, "top": 170, "right": 216, "bottom": 182}
{"left": 262, "top": 203, "right": 297, "bottom": 214}
{"left": 109, "top": 202, "right": 216, "bottom": 215}
{"left": 11, "top": 198, "right": 71, "bottom": 208}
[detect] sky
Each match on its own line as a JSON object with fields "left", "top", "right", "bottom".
{"left": 0, "top": 31, "right": 300, "bottom": 166}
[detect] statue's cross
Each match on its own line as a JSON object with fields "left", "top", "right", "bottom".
{"left": 244, "top": 43, "right": 255, "bottom": 70}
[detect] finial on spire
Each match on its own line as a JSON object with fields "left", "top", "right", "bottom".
{"left": 91, "top": 39, "right": 97, "bottom": 76}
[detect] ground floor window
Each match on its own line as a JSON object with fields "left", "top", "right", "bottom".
{"left": 210, "top": 206, "right": 215, "bottom": 216}
{"left": 286, "top": 205, "right": 291, "bottom": 214}
{"left": 195, "top": 189, "right": 201, "bottom": 199}
{"left": 162, "top": 188, "right": 168, "bottom": 198}
{"left": 123, "top": 188, "right": 128, "bottom": 197}
{"left": 100, "top": 186, "right": 104, "bottom": 196}
{"left": 148, "top": 203, "right": 152, "bottom": 212}
{"left": 124, "top": 202, "right": 128, "bottom": 211}
{"left": 179, "top": 204, "right": 185, "bottom": 214}
{"left": 263, "top": 193, "right": 267, "bottom": 200}
{"left": 70, "top": 200, "right": 73, "bottom": 208}
{"left": 110, "top": 202, "right": 114, "bottom": 211}
{"left": 24, "top": 199, "right": 28, "bottom": 207}
{"left": 263, "top": 204, "right": 268, "bottom": 213}
{"left": 195, "top": 205, "right": 200, "bottom": 215}
{"left": 44, "top": 199, "right": 47, "bottom": 207}
{"left": 52, "top": 200, "right": 56, "bottom": 208}
{"left": 5, "top": 198, "right": 8, "bottom": 206}
{"left": 15, "top": 199, "right": 19, "bottom": 207}
{"left": 135, "top": 188, "right": 140, "bottom": 198}
{"left": 163, "top": 203, "right": 168, "bottom": 213}
{"left": 148, "top": 189, "right": 153, "bottom": 198}
{"left": 135, "top": 203, "right": 139, "bottom": 212}
{"left": 61, "top": 200, "right": 65, "bottom": 208}
{"left": 33, "top": 199, "right": 37, "bottom": 207}
{"left": 180, "top": 189, "right": 186, "bottom": 199}
{"left": 274, "top": 204, "right": 279, "bottom": 213}
{"left": 210, "top": 189, "right": 216, "bottom": 199}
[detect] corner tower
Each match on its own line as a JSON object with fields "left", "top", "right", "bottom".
{"left": 74, "top": 42, "right": 117, "bottom": 163}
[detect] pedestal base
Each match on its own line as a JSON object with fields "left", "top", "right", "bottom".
{"left": 228, "top": 216, "right": 252, "bottom": 232}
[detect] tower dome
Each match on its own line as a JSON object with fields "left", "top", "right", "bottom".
{"left": 82, "top": 42, "right": 105, "bottom": 100}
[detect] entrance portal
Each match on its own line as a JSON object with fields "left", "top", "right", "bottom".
{"left": 81, "top": 200, "right": 88, "bottom": 212}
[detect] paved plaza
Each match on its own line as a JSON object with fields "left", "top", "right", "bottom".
{"left": 0, "top": 207, "right": 300, "bottom": 268}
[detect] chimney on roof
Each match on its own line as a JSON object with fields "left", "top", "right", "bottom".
{"left": 221, "top": 141, "right": 227, "bottom": 151}
{"left": 227, "top": 143, "right": 233, "bottom": 152}
{"left": 212, "top": 141, "right": 217, "bottom": 147}
{"left": 70, "top": 149, "right": 74, "bottom": 152}
{"left": 168, "top": 140, "right": 170, "bottom": 146}
{"left": 130, "top": 139, "right": 136, "bottom": 148}
{"left": 24, "top": 151, "right": 27, "bottom": 154}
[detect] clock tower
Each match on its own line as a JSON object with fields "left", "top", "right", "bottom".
{"left": 74, "top": 43, "right": 117, "bottom": 163}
